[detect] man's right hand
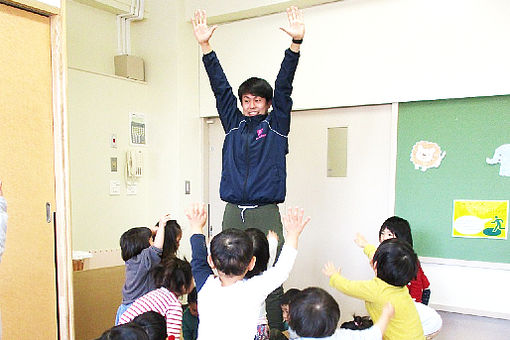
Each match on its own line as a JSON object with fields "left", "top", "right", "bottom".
{"left": 192, "top": 9, "right": 217, "bottom": 54}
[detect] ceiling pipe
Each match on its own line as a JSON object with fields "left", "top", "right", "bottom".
{"left": 116, "top": 0, "right": 145, "bottom": 55}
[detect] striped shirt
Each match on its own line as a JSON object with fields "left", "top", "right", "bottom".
{"left": 119, "top": 287, "right": 183, "bottom": 339}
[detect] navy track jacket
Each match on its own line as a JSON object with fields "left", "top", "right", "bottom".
{"left": 203, "top": 49, "right": 300, "bottom": 205}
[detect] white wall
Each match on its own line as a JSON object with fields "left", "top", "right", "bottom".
{"left": 68, "top": 0, "right": 204, "bottom": 254}
{"left": 199, "top": 0, "right": 510, "bottom": 116}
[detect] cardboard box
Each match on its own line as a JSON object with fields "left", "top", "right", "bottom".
{"left": 114, "top": 54, "right": 145, "bottom": 81}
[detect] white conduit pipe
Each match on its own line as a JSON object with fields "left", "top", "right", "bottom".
{"left": 116, "top": 0, "right": 145, "bottom": 55}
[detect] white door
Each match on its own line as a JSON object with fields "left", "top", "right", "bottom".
{"left": 207, "top": 104, "right": 396, "bottom": 321}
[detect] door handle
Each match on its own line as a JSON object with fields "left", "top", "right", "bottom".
{"left": 46, "top": 202, "right": 52, "bottom": 223}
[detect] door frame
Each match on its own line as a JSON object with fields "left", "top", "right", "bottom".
{"left": 3, "top": 1, "right": 73, "bottom": 339}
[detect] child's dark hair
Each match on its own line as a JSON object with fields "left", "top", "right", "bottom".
{"left": 281, "top": 288, "right": 301, "bottom": 306}
{"left": 244, "top": 228, "right": 269, "bottom": 279}
{"left": 288, "top": 287, "right": 340, "bottom": 338}
{"left": 131, "top": 312, "right": 166, "bottom": 340}
{"left": 187, "top": 287, "right": 197, "bottom": 304}
{"left": 238, "top": 77, "right": 273, "bottom": 103}
{"left": 379, "top": 216, "right": 413, "bottom": 247}
{"left": 340, "top": 315, "right": 373, "bottom": 330}
{"left": 373, "top": 238, "right": 418, "bottom": 287}
{"left": 155, "top": 219, "right": 182, "bottom": 259}
{"left": 95, "top": 324, "right": 149, "bottom": 340}
{"left": 153, "top": 257, "right": 193, "bottom": 296}
{"left": 120, "top": 227, "right": 152, "bottom": 261}
{"left": 210, "top": 228, "right": 253, "bottom": 276}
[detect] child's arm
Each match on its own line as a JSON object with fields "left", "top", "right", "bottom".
{"left": 187, "top": 203, "right": 211, "bottom": 292}
{"left": 153, "top": 213, "right": 171, "bottom": 250}
{"left": 267, "top": 230, "right": 278, "bottom": 267}
{"left": 249, "top": 208, "right": 310, "bottom": 296}
{"left": 0, "top": 180, "right": 6, "bottom": 263}
{"left": 282, "top": 207, "right": 310, "bottom": 250}
{"left": 374, "top": 302, "right": 394, "bottom": 335}
{"left": 322, "top": 262, "right": 379, "bottom": 302}
{"left": 354, "top": 233, "right": 376, "bottom": 261}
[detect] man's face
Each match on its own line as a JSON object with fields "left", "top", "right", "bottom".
{"left": 241, "top": 94, "right": 271, "bottom": 117}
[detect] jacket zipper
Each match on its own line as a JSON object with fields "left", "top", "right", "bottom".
{"left": 241, "top": 119, "right": 251, "bottom": 203}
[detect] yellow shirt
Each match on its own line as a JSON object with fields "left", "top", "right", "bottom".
{"left": 329, "top": 273, "right": 424, "bottom": 340}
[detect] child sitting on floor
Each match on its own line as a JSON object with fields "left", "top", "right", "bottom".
{"left": 182, "top": 287, "right": 199, "bottom": 340}
{"left": 115, "top": 214, "right": 172, "bottom": 324}
{"left": 323, "top": 239, "right": 424, "bottom": 340}
{"left": 187, "top": 203, "right": 310, "bottom": 340}
{"left": 355, "top": 216, "right": 430, "bottom": 303}
{"left": 280, "top": 288, "right": 301, "bottom": 339}
{"left": 119, "top": 257, "right": 194, "bottom": 339}
{"left": 288, "top": 287, "right": 394, "bottom": 339}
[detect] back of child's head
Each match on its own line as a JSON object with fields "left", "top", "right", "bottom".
{"left": 244, "top": 228, "right": 269, "bottom": 279}
{"left": 373, "top": 238, "right": 418, "bottom": 287}
{"left": 153, "top": 257, "right": 193, "bottom": 296}
{"left": 379, "top": 216, "right": 413, "bottom": 247}
{"left": 155, "top": 219, "right": 182, "bottom": 260}
{"left": 281, "top": 288, "right": 301, "bottom": 306}
{"left": 238, "top": 77, "right": 273, "bottom": 103}
{"left": 95, "top": 324, "right": 149, "bottom": 340}
{"left": 120, "top": 227, "right": 152, "bottom": 261}
{"left": 288, "top": 287, "right": 340, "bottom": 338}
{"left": 340, "top": 315, "right": 373, "bottom": 330}
{"left": 131, "top": 312, "right": 166, "bottom": 340}
{"left": 210, "top": 228, "right": 253, "bottom": 276}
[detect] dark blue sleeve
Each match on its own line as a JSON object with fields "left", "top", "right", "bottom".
{"left": 190, "top": 234, "right": 212, "bottom": 292}
{"left": 202, "top": 51, "right": 243, "bottom": 133}
{"left": 270, "top": 48, "right": 300, "bottom": 135}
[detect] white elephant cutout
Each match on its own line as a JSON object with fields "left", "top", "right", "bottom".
{"left": 486, "top": 144, "right": 510, "bottom": 177}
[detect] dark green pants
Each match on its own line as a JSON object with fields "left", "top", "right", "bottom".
{"left": 222, "top": 203, "right": 285, "bottom": 331}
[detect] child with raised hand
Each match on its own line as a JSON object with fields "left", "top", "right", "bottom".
{"left": 245, "top": 228, "right": 279, "bottom": 340}
{"left": 323, "top": 239, "right": 424, "bottom": 340}
{"left": 119, "top": 257, "right": 194, "bottom": 339}
{"left": 355, "top": 218, "right": 442, "bottom": 337}
{"left": 187, "top": 203, "right": 310, "bottom": 340}
{"left": 115, "top": 214, "right": 172, "bottom": 324}
{"left": 355, "top": 216, "right": 430, "bottom": 303}
{"left": 155, "top": 218, "right": 182, "bottom": 261}
{"left": 288, "top": 287, "right": 394, "bottom": 340}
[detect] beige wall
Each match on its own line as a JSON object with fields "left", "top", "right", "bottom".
{"left": 68, "top": 0, "right": 203, "bottom": 255}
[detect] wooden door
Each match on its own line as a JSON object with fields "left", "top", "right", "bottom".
{"left": 0, "top": 3, "right": 58, "bottom": 339}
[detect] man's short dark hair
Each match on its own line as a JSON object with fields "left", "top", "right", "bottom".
{"left": 238, "top": 77, "right": 273, "bottom": 103}
{"left": 373, "top": 238, "right": 418, "bottom": 287}
{"left": 288, "top": 287, "right": 340, "bottom": 338}
{"left": 120, "top": 227, "right": 152, "bottom": 261}
{"left": 379, "top": 216, "right": 413, "bottom": 247}
{"left": 210, "top": 228, "right": 253, "bottom": 276}
{"left": 281, "top": 288, "right": 301, "bottom": 306}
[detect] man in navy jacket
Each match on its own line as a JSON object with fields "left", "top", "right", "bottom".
{"left": 192, "top": 6, "right": 305, "bottom": 331}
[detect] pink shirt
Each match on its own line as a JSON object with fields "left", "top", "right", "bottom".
{"left": 119, "top": 287, "right": 182, "bottom": 339}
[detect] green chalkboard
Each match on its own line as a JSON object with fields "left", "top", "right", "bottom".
{"left": 395, "top": 96, "right": 510, "bottom": 263}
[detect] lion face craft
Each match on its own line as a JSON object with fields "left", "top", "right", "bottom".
{"left": 410, "top": 141, "right": 446, "bottom": 171}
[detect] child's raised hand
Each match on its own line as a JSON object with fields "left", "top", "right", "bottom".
{"left": 354, "top": 233, "right": 368, "bottom": 248}
{"left": 322, "top": 261, "right": 341, "bottom": 278}
{"left": 282, "top": 207, "right": 310, "bottom": 249}
{"left": 186, "top": 203, "right": 207, "bottom": 235}
{"left": 158, "top": 214, "right": 172, "bottom": 229}
{"left": 267, "top": 230, "right": 278, "bottom": 243}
